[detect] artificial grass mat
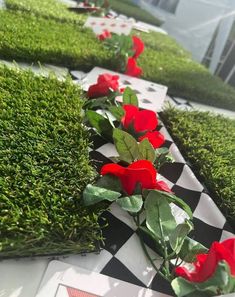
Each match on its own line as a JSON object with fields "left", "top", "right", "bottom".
{"left": 136, "top": 33, "right": 235, "bottom": 111}
{"left": 0, "top": 66, "right": 103, "bottom": 258}
{"left": 0, "top": 10, "right": 116, "bottom": 71}
{"left": 162, "top": 108, "right": 235, "bottom": 229}
{"left": 5, "top": 0, "right": 86, "bottom": 25}
{"left": 1, "top": 10, "right": 235, "bottom": 111}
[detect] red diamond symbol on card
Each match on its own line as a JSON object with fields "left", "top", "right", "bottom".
{"left": 121, "top": 24, "right": 127, "bottom": 28}
{"left": 67, "top": 287, "right": 99, "bottom": 297}
{"left": 91, "top": 22, "right": 96, "bottom": 25}
{"left": 100, "top": 22, "right": 106, "bottom": 26}
{"left": 110, "top": 23, "right": 116, "bottom": 27}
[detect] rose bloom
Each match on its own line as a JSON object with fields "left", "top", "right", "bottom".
{"left": 121, "top": 105, "right": 158, "bottom": 133}
{"left": 87, "top": 73, "right": 119, "bottom": 99}
{"left": 101, "top": 160, "right": 171, "bottom": 195}
{"left": 175, "top": 238, "right": 235, "bottom": 283}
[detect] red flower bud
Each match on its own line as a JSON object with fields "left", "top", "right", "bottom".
{"left": 101, "top": 160, "right": 171, "bottom": 195}
{"left": 121, "top": 105, "right": 158, "bottom": 133}
{"left": 175, "top": 238, "right": 235, "bottom": 283}
{"left": 87, "top": 73, "right": 119, "bottom": 99}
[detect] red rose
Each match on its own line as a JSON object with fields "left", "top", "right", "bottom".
{"left": 101, "top": 160, "right": 171, "bottom": 195}
{"left": 98, "top": 30, "right": 112, "bottom": 41}
{"left": 132, "top": 36, "right": 144, "bottom": 59}
{"left": 87, "top": 73, "right": 119, "bottom": 99}
{"left": 175, "top": 238, "right": 235, "bottom": 283}
{"left": 139, "top": 131, "right": 165, "bottom": 149}
{"left": 121, "top": 105, "right": 158, "bottom": 133}
{"left": 125, "top": 57, "right": 142, "bottom": 77}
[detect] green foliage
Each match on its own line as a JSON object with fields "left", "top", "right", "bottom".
{"left": 1, "top": 9, "right": 235, "bottom": 110}
{"left": 162, "top": 108, "right": 235, "bottom": 227}
{"left": 138, "top": 139, "right": 156, "bottom": 162}
{"left": 116, "top": 195, "right": 143, "bottom": 212}
{"left": 179, "top": 237, "right": 208, "bottom": 263}
{"left": 109, "top": 106, "right": 125, "bottom": 121}
{"left": 86, "top": 110, "right": 114, "bottom": 141}
{"left": 103, "top": 34, "right": 133, "bottom": 72}
{"left": 145, "top": 190, "right": 177, "bottom": 240}
{"left": 155, "top": 147, "right": 173, "bottom": 169}
{"left": 83, "top": 181, "right": 143, "bottom": 213}
{"left": 123, "top": 87, "right": 139, "bottom": 106}
{"left": 5, "top": 0, "right": 86, "bottom": 25}
{"left": 0, "top": 10, "right": 116, "bottom": 71}
{"left": 83, "top": 185, "right": 121, "bottom": 206}
{"left": 133, "top": 30, "right": 191, "bottom": 58}
{"left": 109, "top": 0, "right": 162, "bottom": 27}
{"left": 113, "top": 128, "right": 139, "bottom": 163}
{"left": 138, "top": 46, "right": 235, "bottom": 111}
{"left": 169, "top": 221, "right": 193, "bottom": 254}
{"left": 0, "top": 66, "right": 103, "bottom": 258}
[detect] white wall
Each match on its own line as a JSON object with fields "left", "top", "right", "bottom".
{"left": 140, "top": 0, "right": 231, "bottom": 62}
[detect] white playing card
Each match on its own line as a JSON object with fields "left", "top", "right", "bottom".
{"left": 36, "top": 260, "right": 170, "bottom": 297}
{"left": 81, "top": 67, "right": 168, "bottom": 112}
{"left": 84, "top": 17, "right": 133, "bottom": 35}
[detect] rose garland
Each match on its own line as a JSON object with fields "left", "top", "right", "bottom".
{"left": 98, "top": 30, "right": 144, "bottom": 77}
{"left": 82, "top": 73, "right": 235, "bottom": 296}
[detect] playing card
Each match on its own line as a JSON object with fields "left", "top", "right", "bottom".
{"left": 84, "top": 17, "right": 133, "bottom": 35}
{"left": 36, "top": 260, "right": 170, "bottom": 297}
{"left": 80, "top": 67, "right": 168, "bottom": 111}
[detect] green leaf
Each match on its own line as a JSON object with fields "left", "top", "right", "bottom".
{"left": 83, "top": 184, "right": 121, "bottom": 206}
{"left": 155, "top": 147, "right": 173, "bottom": 169}
{"left": 155, "top": 147, "right": 170, "bottom": 156}
{"left": 83, "top": 96, "right": 109, "bottom": 110}
{"left": 144, "top": 190, "right": 177, "bottom": 240}
{"left": 171, "top": 262, "right": 234, "bottom": 297}
{"left": 158, "top": 191, "right": 193, "bottom": 219}
{"left": 113, "top": 128, "right": 139, "bottom": 163}
{"left": 86, "top": 110, "right": 113, "bottom": 141}
{"left": 96, "top": 174, "right": 122, "bottom": 193}
{"left": 138, "top": 139, "right": 156, "bottom": 162}
{"left": 178, "top": 237, "right": 208, "bottom": 263}
{"left": 169, "top": 220, "right": 194, "bottom": 254}
{"left": 109, "top": 106, "right": 125, "bottom": 121}
{"left": 138, "top": 226, "right": 165, "bottom": 257}
{"left": 123, "top": 87, "right": 138, "bottom": 106}
{"left": 116, "top": 195, "right": 143, "bottom": 212}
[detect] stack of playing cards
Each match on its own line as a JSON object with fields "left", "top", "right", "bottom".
{"left": 36, "top": 261, "right": 169, "bottom": 297}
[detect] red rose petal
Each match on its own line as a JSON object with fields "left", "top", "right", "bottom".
{"left": 139, "top": 131, "right": 165, "bottom": 148}
{"left": 125, "top": 57, "right": 142, "bottom": 77}
{"left": 134, "top": 110, "right": 158, "bottom": 132}
{"left": 175, "top": 238, "right": 235, "bottom": 283}
{"left": 132, "top": 36, "right": 144, "bottom": 59}
{"left": 121, "top": 105, "right": 139, "bottom": 129}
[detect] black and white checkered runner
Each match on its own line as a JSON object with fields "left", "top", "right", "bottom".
{"left": 69, "top": 70, "right": 235, "bottom": 296}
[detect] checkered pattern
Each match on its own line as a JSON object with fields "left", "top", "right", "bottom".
{"left": 67, "top": 69, "right": 235, "bottom": 297}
